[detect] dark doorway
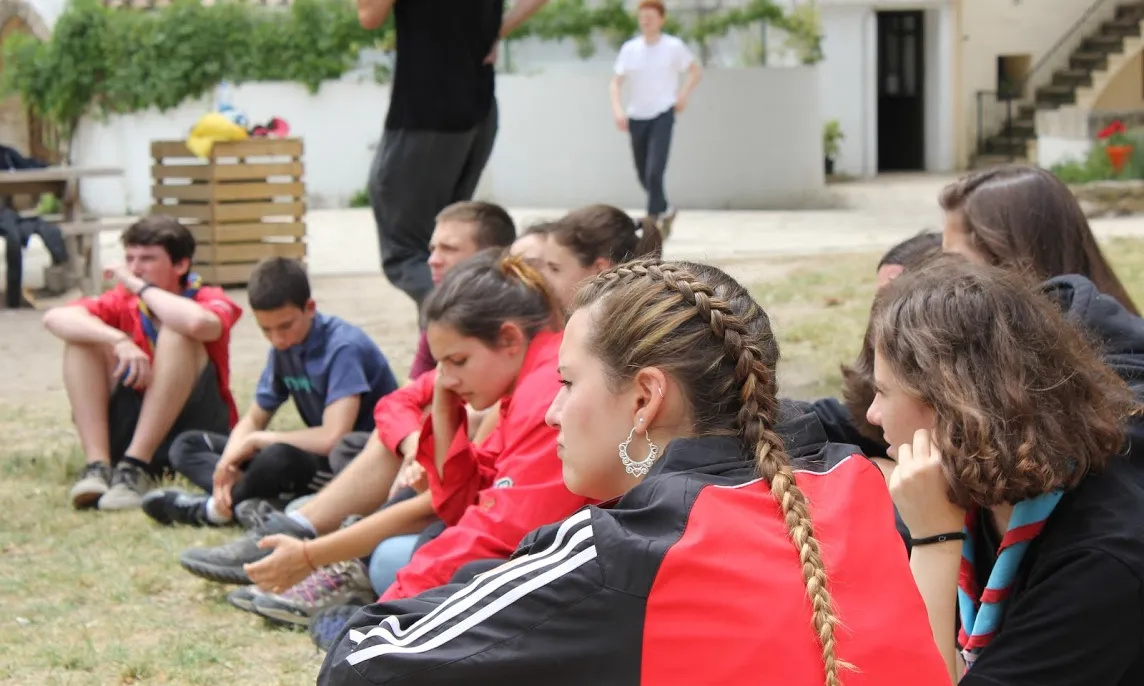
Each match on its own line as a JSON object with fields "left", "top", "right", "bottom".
{"left": 877, "top": 11, "right": 925, "bottom": 171}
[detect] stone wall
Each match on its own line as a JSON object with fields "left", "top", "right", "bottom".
{"left": 1071, "top": 180, "right": 1144, "bottom": 217}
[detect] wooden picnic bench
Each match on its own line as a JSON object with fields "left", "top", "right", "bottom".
{"left": 0, "top": 166, "right": 126, "bottom": 298}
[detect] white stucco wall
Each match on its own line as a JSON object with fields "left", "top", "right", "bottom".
{"left": 816, "top": 0, "right": 954, "bottom": 176}
{"left": 71, "top": 68, "right": 826, "bottom": 215}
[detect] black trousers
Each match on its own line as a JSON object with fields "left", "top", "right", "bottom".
{"left": 369, "top": 101, "right": 499, "bottom": 315}
{"left": 168, "top": 430, "right": 332, "bottom": 505}
{"left": 107, "top": 363, "right": 230, "bottom": 471}
{"left": 628, "top": 108, "right": 675, "bottom": 216}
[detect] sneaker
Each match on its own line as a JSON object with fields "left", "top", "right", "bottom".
{"left": 179, "top": 512, "right": 315, "bottom": 585}
{"left": 70, "top": 462, "right": 111, "bottom": 509}
{"left": 252, "top": 559, "right": 375, "bottom": 626}
{"left": 141, "top": 489, "right": 212, "bottom": 527}
{"left": 310, "top": 602, "right": 365, "bottom": 653}
{"left": 98, "top": 461, "right": 156, "bottom": 511}
{"left": 234, "top": 498, "right": 280, "bottom": 531}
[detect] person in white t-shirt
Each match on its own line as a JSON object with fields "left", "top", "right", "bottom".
{"left": 609, "top": 0, "right": 702, "bottom": 238}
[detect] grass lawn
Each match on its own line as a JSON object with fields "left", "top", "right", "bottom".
{"left": 3, "top": 238, "right": 1144, "bottom": 684}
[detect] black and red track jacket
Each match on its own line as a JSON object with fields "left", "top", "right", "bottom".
{"left": 318, "top": 401, "right": 948, "bottom": 685}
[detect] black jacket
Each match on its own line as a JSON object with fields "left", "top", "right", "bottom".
{"left": 318, "top": 401, "right": 948, "bottom": 685}
{"left": 1040, "top": 273, "right": 1144, "bottom": 394}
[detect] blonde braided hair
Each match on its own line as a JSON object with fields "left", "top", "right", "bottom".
{"left": 574, "top": 259, "right": 844, "bottom": 686}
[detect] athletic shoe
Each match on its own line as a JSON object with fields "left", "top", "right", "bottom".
{"left": 70, "top": 462, "right": 111, "bottom": 509}
{"left": 234, "top": 498, "right": 281, "bottom": 531}
{"left": 309, "top": 603, "right": 366, "bottom": 652}
{"left": 251, "top": 559, "right": 375, "bottom": 626}
{"left": 141, "top": 489, "right": 212, "bottom": 526}
{"left": 98, "top": 461, "right": 156, "bottom": 511}
{"left": 179, "top": 511, "right": 314, "bottom": 585}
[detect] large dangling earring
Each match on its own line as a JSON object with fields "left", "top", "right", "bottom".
{"left": 619, "top": 418, "right": 660, "bottom": 478}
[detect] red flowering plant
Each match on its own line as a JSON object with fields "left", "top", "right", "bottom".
{"left": 1098, "top": 119, "right": 1132, "bottom": 146}
{"left": 1096, "top": 119, "right": 1136, "bottom": 176}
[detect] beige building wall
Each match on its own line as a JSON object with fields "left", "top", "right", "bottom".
{"left": 1093, "top": 50, "right": 1144, "bottom": 111}
{"left": 957, "top": 0, "right": 1127, "bottom": 164}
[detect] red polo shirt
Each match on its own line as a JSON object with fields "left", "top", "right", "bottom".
{"left": 71, "top": 284, "right": 242, "bottom": 426}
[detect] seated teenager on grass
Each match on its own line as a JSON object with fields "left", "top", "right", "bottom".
{"left": 939, "top": 165, "right": 1144, "bottom": 393}
{"left": 869, "top": 256, "right": 1144, "bottom": 684}
{"left": 541, "top": 203, "right": 663, "bottom": 310}
{"left": 183, "top": 251, "right": 592, "bottom": 635}
{"left": 314, "top": 201, "right": 518, "bottom": 479}
{"left": 407, "top": 201, "right": 516, "bottom": 381}
{"left": 142, "top": 257, "right": 399, "bottom": 528}
{"left": 176, "top": 224, "right": 516, "bottom": 586}
{"left": 510, "top": 221, "right": 554, "bottom": 272}
{"left": 318, "top": 258, "right": 949, "bottom": 686}
{"left": 834, "top": 166, "right": 1144, "bottom": 480}
{"left": 43, "top": 215, "right": 242, "bottom": 511}
{"left": 807, "top": 231, "right": 944, "bottom": 471}
{"left": 223, "top": 236, "right": 559, "bottom": 623}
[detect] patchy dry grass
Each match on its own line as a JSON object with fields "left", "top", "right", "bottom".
{"left": 4, "top": 239, "right": 1144, "bottom": 684}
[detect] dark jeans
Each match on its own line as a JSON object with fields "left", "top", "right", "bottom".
{"left": 369, "top": 101, "right": 499, "bottom": 316}
{"left": 2, "top": 208, "right": 67, "bottom": 308}
{"left": 628, "top": 108, "right": 675, "bottom": 216}
{"left": 107, "top": 363, "right": 230, "bottom": 472}
{"left": 168, "top": 430, "right": 332, "bottom": 505}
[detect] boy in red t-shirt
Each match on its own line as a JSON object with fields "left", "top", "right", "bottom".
{"left": 42, "top": 215, "right": 242, "bottom": 511}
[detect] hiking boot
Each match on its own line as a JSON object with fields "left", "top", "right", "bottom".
{"left": 252, "top": 559, "right": 375, "bottom": 626}
{"left": 70, "top": 462, "right": 111, "bottom": 509}
{"left": 141, "top": 489, "right": 212, "bottom": 527}
{"left": 179, "top": 512, "right": 314, "bottom": 585}
{"left": 310, "top": 602, "right": 366, "bottom": 653}
{"left": 98, "top": 461, "right": 156, "bottom": 511}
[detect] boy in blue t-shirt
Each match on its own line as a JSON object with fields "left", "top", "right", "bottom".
{"left": 141, "top": 258, "right": 399, "bottom": 527}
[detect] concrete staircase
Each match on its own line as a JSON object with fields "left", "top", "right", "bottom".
{"left": 978, "top": 0, "right": 1144, "bottom": 161}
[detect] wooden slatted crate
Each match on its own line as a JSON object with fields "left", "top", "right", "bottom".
{"left": 151, "top": 138, "right": 306, "bottom": 286}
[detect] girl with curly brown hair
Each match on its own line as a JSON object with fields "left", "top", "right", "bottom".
{"left": 869, "top": 255, "right": 1144, "bottom": 685}
{"left": 319, "top": 259, "right": 948, "bottom": 686}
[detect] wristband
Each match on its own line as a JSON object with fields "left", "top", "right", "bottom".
{"left": 301, "top": 540, "right": 318, "bottom": 572}
{"left": 135, "top": 282, "right": 154, "bottom": 298}
{"left": 910, "top": 532, "right": 967, "bottom": 547}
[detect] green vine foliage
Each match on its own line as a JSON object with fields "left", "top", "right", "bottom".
{"left": 2, "top": 0, "right": 820, "bottom": 152}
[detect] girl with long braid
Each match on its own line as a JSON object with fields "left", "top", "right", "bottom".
{"left": 319, "top": 259, "right": 946, "bottom": 685}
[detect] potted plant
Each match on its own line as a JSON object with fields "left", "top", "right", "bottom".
{"left": 1097, "top": 119, "right": 1134, "bottom": 175}
{"left": 824, "top": 120, "right": 844, "bottom": 175}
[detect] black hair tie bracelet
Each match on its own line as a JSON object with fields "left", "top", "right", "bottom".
{"left": 910, "top": 532, "right": 968, "bottom": 547}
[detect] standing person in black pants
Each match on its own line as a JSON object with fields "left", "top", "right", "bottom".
{"left": 359, "top": 0, "right": 551, "bottom": 316}
{"left": 610, "top": 0, "right": 702, "bottom": 237}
